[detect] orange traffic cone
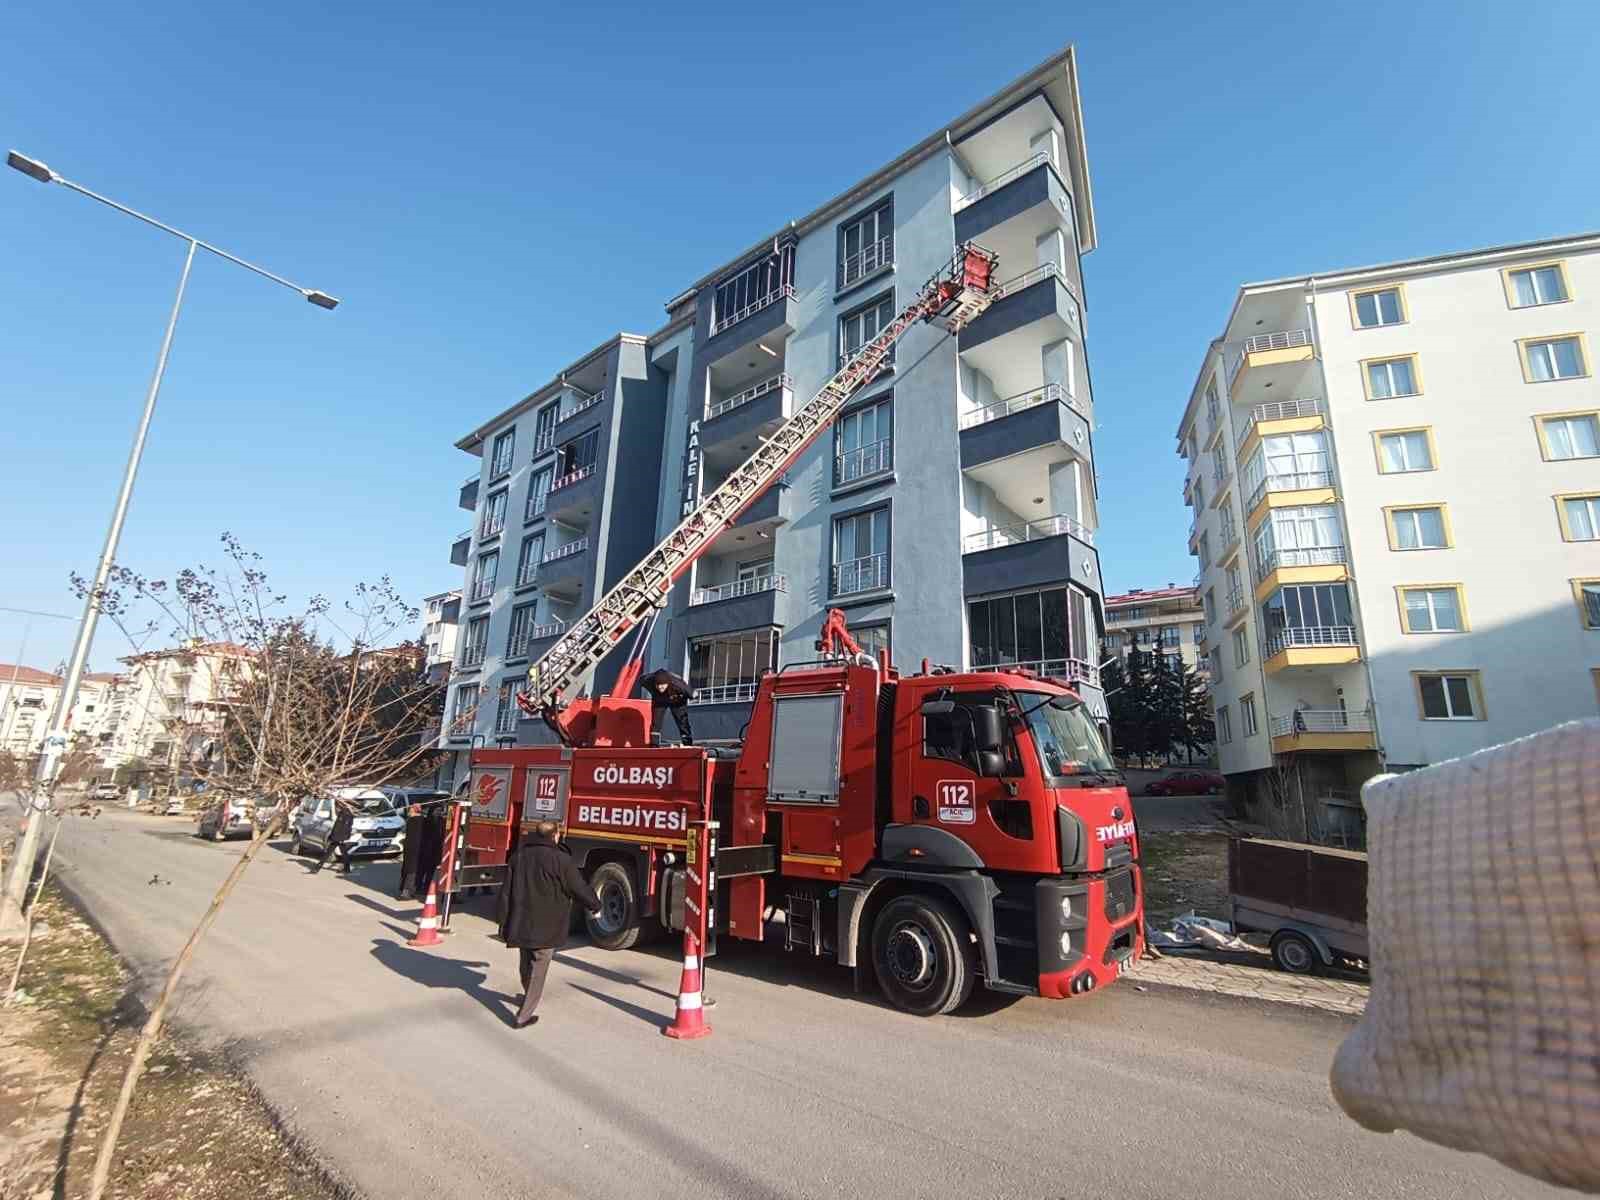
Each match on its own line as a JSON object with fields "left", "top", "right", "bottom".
{"left": 407, "top": 886, "right": 443, "bottom": 948}
{"left": 662, "top": 948, "right": 711, "bottom": 1040}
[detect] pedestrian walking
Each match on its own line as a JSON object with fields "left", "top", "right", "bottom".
{"left": 637, "top": 667, "right": 694, "bottom": 745}
{"left": 397, "top": 798, "right": 446, "bottom": 901}
{"left": 313, "top": 799, "right": 356, "bottom": 875}
{"left": 496, "top": 820, "right": 602, "bottom": 1028}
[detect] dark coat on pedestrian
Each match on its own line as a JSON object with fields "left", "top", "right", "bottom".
{"left": 328, "top": 804, "right": 356, "bottom": 849}
{"left": 638, "top": 669, "right": 691, "bottom": 708}
{"left": 496, "top": 833, "right": 602, "bottom": 950}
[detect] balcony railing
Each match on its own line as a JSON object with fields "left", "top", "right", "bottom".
{"left": 1265, "top": 625, "right": 1358, "bottom": 656}
{"left": 691, "top": 682, "right": 759, "bottom": 706}
{"left": 558, "top": 391, "right": 602, "bottom": 423}
{"left": 1243, "top": 329, "right": 1312, "bottom": 355}
{"left": 541, "top": 537, "right": 589, "bottom": 564}
{"left": 835, "top": 437, "right": 893, "bottom": 486}
{"left": 550, "top": 463, "right": 595, "bottom": 493}
{"left": 1243, "top": 397, "right": 1321, "bottom": 439}
{"left": 710, "top": 284, "right": 795, "bottom": 337}
{"left": 990, "top": 260, "right": 1065, "bottom": 302}
{"left": 839, "top": 235, "right": 893, "bottom": 289}
{"left": 954, "top": 150, "right": 1050, "bottom": 211}
{"left": 689, "top": 574, "right": 788, "bottom": 607}
{"left": 957, "top": 380, "right": 1085, "bottom": 429}
{"left": 707, "top": 372, "right": 790, "bottom": 421}
{"left": 459, "top": 641, "right": 486, "bottom": 670}
{"left": 964, "top": 514, "right": 1093, "bottom": 553}
{"left": 838, "top": 343, "right": 897, "bottom": 373}
{"left": 529, "top": 620, "right": 566, "bottom": 641}
{"left": 1269, "top": 709, "right": 1374, "bottom": 737}
{"left": 1226, "top": 585, "right": 1247, "bottom": 618}
{"left": 469, "top": 575, "right": 496, "bottom": 603}
{"left": 832, "top": 554, "right": 888, "bottom": 596}
{"left": 1246, "top": 469, "right": 1334, "bottom": 513}
{"left": 1253, "top": 545, "right": 1348, "bottom": 584}
{"left": 981, "top": 657, "right": 1101, "bottom": 689}
{"left": 533, "top": 426, "right": 556, "bottom": 455}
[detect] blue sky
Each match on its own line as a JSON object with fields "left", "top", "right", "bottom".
{"left": 2, "top": 0, "right": 1596, "bottom": 672}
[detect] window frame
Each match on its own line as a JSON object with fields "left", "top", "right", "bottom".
{"left": 1534, "top": 410, "right": 1600, "bottom": 461}
{"left": 1232, "top": 625, "right": 1250, "bottom": 668}
{"left": 470, "top": 549, "right": 499, "bottom": 603}
{"left": 1361, "top": 354, "right": 1423, "bottom": 400}
{"left": 1500, "top": 260, "right": 1571, "bottom": 310}
{"left": 1395, "top": 583, "right": 1469, "bottom": 634}
{"left": 833, "top": 392, "right": 894, "bottom": 488}
{"left": 1348, "top": 284, "right": 1409, "bottom": 329}
{"left": 1556, "top": 493, "right": 1600, "bottom": 542}
{"left": 494, "top": 676, "right": 525, "bottom": 737}
{"left": 1517, "top": 334, "right": 1591, "bottom": 383}
{"left": 836, "top": 196, "right": 894, "bottom": 292}
{"left": 489, "top": 428, "right": 516, "bottom": 479}
{"left": 515, "top": 533, "right": 544, "bottom": 587}
{"left": 525, "top": 465, "right": 553, "bottom": 521}
{"left": 505, "top": 602, "right": 536, "bottom": 659}
{"left": 830, "top": 501, "right": 892, "bottom": 598}
{"left": 1570, "top": 578, "right": 1600, "bottom": 631}
{"left": 459, "top": 616, "right": 489, "bottom": 669}
{"left": 532, "top": 402, "right": 559, "bottom": 456}
{"left": 1240, "top": 693, "right": 1258, "bottom": 738}
{"left": 1215, "top": 703, "right": 1233, "bottom": 744}
{"left": 479, "top": 489, "right": 508, "bottom": 539}
{"left": 1412, "top": 670, "right": 1485, "bottom": 721}
{"left": 838, "top": 290, "right": 897, "bottom": 370}
{"left": 1371, "top": 426, "right": 1437, "bottom": 474}
{"left": 1383, "top": 504, "right": 1453, "bottom": 551}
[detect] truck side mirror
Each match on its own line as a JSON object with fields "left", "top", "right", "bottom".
{"left": 920, "top": 699, "right": 955, "bottom": 716}
{"left": 975, "top": 750, "right": 1006, "bottom": 778}
{"left": 970, "top": 705, "right": 1004, "bottom": 753}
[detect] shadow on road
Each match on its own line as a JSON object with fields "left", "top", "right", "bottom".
{"left": 344, "top": 893, "right": 418, "bottom": 921}
{"left": 566, "top": 982, "right": 671, "bottom": 1029}
{"left": 368, "top": 938, "right": 518, "bottom": 1027}
{"left": 554, "top": 951, "right": 676, "bottom": 1001}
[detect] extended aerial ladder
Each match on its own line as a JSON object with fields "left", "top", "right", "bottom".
{"left": 516, "top": 242, "right": 1001, "bottom": 745}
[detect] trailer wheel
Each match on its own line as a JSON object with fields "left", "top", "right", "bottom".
{"left": 870, "top": 894, "right": 976, "bottom": 1016}
{"left": 1270, "top": 929, "right": 1320, "bottom": 975}
{"left": 585, "top": 861, "right": 643, "bottom": 951}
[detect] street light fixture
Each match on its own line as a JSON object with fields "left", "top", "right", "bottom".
{"left": 0, "top": 150, "right": 341, "bottom": 936}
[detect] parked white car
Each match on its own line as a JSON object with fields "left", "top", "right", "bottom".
{"left": 289, "top": 787, "right": 405, "bottom": 859}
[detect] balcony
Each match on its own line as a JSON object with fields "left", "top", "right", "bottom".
{"left": 1228, "top": 329, "right": 1315, "bottom": 398}
{"left": 953, "top": 147, "right": 1079, "bottom": 302}
{"left": 701, "top": 371, "right": 793, "bottom": 463}
{"left": 1263, "top": 625, "right": 1361, "bottom": 674}
{"left": 458, "top": 475, "right": 479, "bottom": 512}
{"left": 1245, "top": 470, "right": 1337, "bottom": 525}
{"left": 958, "top": 261, "right": 1081, "bottom": 361}
{"left": 832, "top": 553, "right": 889, "bottom": 599}
{"left": 691, "top": 682, "right": 759, "bottom": 707}
{"left": 958, "top": 383, "right": 1089, "bottom": 478}
{"left": 984, "top": 657, "right": 1101, "bottom": 692}
{"left": 835, "top": 438, "right": 894, "bottom": 489}
{"left": 538, "top": 537, "right": 590, "bottom": 600}
{"left": 708, "top": 372, "right": 790, "bottom": 422}
{"left": 508, "top": 619, "right": 567, "bottom": 660}
{"left": 1187, "top": 511, "right": 1200, "bottom": 550}
{"left": 544, "top": 463, "right": 601, "bottom": 524}
{"left": 702, "top": 284, "right": 798, "bottom": 367}
{"left": 683, "top": 573, "right": 787, "bottom": 639}
{"left": 1238, "top": 397, "right": 1325, "bottom": 462}
{"left": 1225, "top": 584, "right": 1248, "bottom": 623}
{"left": 962, "top": 514, "right": 1098, "bottom": 599}
{"left": 1269, "top": 709, "right": 1377, "bottom": 755}
{"left": 1252, "top": 545, "right": 1351, "bottom": 601}
{"left": 449, "top": 530, "right": 471, "bottom": 567}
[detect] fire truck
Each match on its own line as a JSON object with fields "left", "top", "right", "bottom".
{"left": 460, "top": 246, "right": 1143, "bottom": 1015}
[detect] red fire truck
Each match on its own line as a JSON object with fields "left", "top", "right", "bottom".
{"left": 458, "top": 246, "right": 1143, "bottom": 1014}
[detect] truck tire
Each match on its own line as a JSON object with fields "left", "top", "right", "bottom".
{"left": 870, "top": 894, "right": 976, "bottom": 1016}
{"left": 585, "top": 861, "right": 643, "bottom": 951}
{"left": 1270, "top": 929, "right": 1320, "bottom": 975}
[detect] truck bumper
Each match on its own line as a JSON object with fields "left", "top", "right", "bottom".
{"left": 1034, "top": 866, "right": 1143, "bottom": 999}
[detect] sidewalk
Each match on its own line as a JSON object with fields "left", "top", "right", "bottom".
{"left": 1131, "top": 947, "right": 1369, "bottom": 1016}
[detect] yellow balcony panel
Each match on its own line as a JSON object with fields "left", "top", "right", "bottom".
{"left": 1247, "top": 344, "right": 1315, "bottom": 369}
{"left": 1228, "top": 332, "right": 1315, "bottom": 397}
{"left": 1238, "top": 402, "right": 1325, "bottom": 464}
{"left": 1246, "top": 482, "right": 1338, "bottom": 530}
{"left": 1252, "top": 550, "right": 1351, "bottom": 603}
{"left": 1263, "top": 627, "right": 1362, "bottom": 674}
{"left": 1268, "top": 710, "right": 1376, "bottom": 754}
{"left": 1271, "top": 729, "right": 1378, "bottom": 754}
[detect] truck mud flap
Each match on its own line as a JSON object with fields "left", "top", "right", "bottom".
{"left": 840, "top": 868, "right": 1001, "bottom": 985}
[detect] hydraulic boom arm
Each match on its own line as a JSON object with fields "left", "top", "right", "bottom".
{"left": 516, "top": 243, "right": 1000, "bottom": 726}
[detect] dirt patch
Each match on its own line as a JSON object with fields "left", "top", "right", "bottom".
{"left": 1139, "top": 832, "right": 1231, "bottom": 926}
{"left": 1, "top": 884, "right": 342, "bottom": 1200}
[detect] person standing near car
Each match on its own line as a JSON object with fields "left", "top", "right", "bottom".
{"left": 495, "top": 820, "right": 602, "bottom": 1028}
{"left": 313, "top": 799, "right": 357, "bottom": 875}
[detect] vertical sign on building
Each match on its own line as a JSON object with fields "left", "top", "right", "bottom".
{"left": 680, "top": 419, "right": 702, "bottom": 518}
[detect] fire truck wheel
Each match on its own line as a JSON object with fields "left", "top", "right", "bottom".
{"left": 870, "top": 894, "right": 976, "bottom": 1017}
{"left": 585, "top": 861, "right": 643, "bottom": 951}
{"left": 1270, "top": 929, "right": 1320, "bottom": 975}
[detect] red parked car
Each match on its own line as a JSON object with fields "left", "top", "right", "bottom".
{"left": 1144, "top": 770, "right": 1224, "bottom": 796}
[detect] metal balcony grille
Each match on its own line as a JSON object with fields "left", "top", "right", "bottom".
{"left": 839, "top": 235, "right": 893, "bottom": 289}
{"left": 834, "top": 437, "right": 893, "bottom": 485}
{"left": 707, "top": 373, "right": 791, "bottom": 421}
{"left": 710, "top": 284, "right": 795, "bottom": 337}
{"left": 550, "top": 464, "right": 595, "bottom": 493}
{"left": 689, "top": 573, "right": 788, "bottom": 607}
{"left": 964, "top": 514, "right": 1093, "bottom": 552}
{"left": 1254, "top": 545, "right": 1348, "bottom": 583}
{"left": 958, "top": 381, "right": 1085, "bottom": 429}
{"left": 1246, "top": 470, "right": 1334, "bottom": 513}
{"left": 953, "top": 150, "right": 1049, "bottom": 211}
{"left": 691, "top": 682, "right": 759, "bottom": 705}
{"left": 541, "top": 538, "right": 589, "bottom": 564}
{"left": 832, "top": 554, "right": 888, "bottom": 596}
{"left": 1269, "top": 709, "right": 1373, "bottom": 736}
{"left": 1243, "top": 329, "right": 1312, "bottom": 355}
{"left": 1266, "top": 625, "right": 1358, "bottom": 656}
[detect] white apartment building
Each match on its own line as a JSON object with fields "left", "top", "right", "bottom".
{"left": 420, "top": 590, "right": 461, "bottom": 685}
{"left": 0, "top": 665, "right": 121, "bottom": 760}
{"left": 1101, "top": 586, "right": 1206, "bottom": 676}
{"left": 1178, "top": 232, "right": 1600, "bottom": 841}
{"left": 109, "top": 642, "right": 253, "bottom": 775}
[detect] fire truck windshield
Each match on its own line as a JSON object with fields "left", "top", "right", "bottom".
{"left": 1015, "top": 691, "right": 1115, "bottom": 779}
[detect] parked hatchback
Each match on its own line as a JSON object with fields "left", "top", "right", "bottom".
{"left": 289, "top": 787, "right": 405, "bottom": 859}
{"left": 1144, "top": 769, "right": 1225, "bottom": 796}
{"left": 197, "top": 797, "right": 257, "bottom": 841}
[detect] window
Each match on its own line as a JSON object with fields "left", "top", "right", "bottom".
{"left": 490, "top": 428, "right": 516, "bottom": 478}
{"left": 1385, "top": 505, "right": 1450, "bottom": 551}
{"left": 1570, "top": 579, "right": 1600, "bottom": 630}
{"left": 712, "top": 243, "right": 795, "bottom": 333}
{"left": 1537, "top": 412, "right": 1600, "bottom": 461}
{"left": 1215, "top": 704, "right": 1233, "bottom": 744}
{"left": 736, "top": 558, "right": 774, "bottom": 583}
{"left": 533, "top": 403, "right": 558, "bottom": 455}
{"left": 1520, "top": 335, "right": 1589, "bottom": 382}
{"left": 1255, "top": 505, "right": 1344, "bottom": 571}
{"left": 1351, "top": 285, "right": 1405, "bottom": 328}
{"left": 1557, "top": 494, "right": 1600, "bottom": 541}
{"left": 470, "top": 550, "right": 499, "bottom": 602}
{"left": 480, "top": 490, "right": 508, "bottom": 538}
{"left": 1240, "top": 694, "right": 1258, "bottom": 737}
{"left": 688, "top": 627, "right": 779, "bottom": 703}
{"left": 1398, "top": 585, "right": 1466, "bottom": 633}
{"left": 853, "top": 623, "right": 891, "bottom": 663}
{"left": 494, "top": 676, "right": 525, "bottom": 737}
{"left": 526, "top": 466, "right": 552, "bottom": 520}
{"left": 555, "top": 429, "right": 600, "bottom": 480}
{"left": 1209, "top": 646, "right": 1224, "bottom": 678}
{"left": 1415, "top": 671, "right": 1482, "bottom": 720}
{"left": 1192, "top": 621, "right": 1206, "bottom": 642}
{"left": 460, "top": 617, "right": 489, "bottom": 668}
{"left": 516, "top": 533, "right": 543, "bottom": 586}
{"left": 832, "top": 507, "right": 889, "bottom": 595}
{"left": 1504, "top": 262, "right": 1569, "bottom": 308}
{"left": 968, "top": 587, "right": 1090, "bottom": 671}
{"left": 1375, "top": 428, "right": 1435, "bottom": 473}
{"left": 1364, "top": 356, "right": 1421, "bottom": 399}
{"left": 1260, "top": 583, "right": 1353, "bottom": 638}
{"left": 922, "top": 689, "right": 1019, "bottom": 772}
{"left": 506, "top": 603, "right": 536, "bottom": 658}
{"left": 840, "top": 293, "right": 896, "bottom": 369}
{"left": 1198, "top": 533, "right": 1211, "bottom": 570}
{"left": 1232, "top": 626, "right": 1250, "bottom": 667}
{"left": 838, "top": 199, "right": 893, "bottom": 290}
{"left": 1159, "top": 626, "right": 1181, "bottom": 648}
{"left": 835, "top": 396, "right": 893, "bottom": 485}
{"left": 448, "top": 684, "right": 480, "bottom": 735}
{"left": 1202, "top": 589, "right": 1215, "bottom": 624}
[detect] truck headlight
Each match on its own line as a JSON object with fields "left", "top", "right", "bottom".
{"left": 1059, "top": 931, "right": 1073, "bottom": 956}
{"left": 1060, "top": 896, "right": 1073, "bottom": 921}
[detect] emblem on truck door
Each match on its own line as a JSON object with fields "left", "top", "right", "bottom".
{"left": 936, "top": 780, "right": 976, "bottom": 825}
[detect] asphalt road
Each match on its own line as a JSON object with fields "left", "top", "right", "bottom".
{"left": 28, "top": 804, "right": 1559, "bottom": 1200}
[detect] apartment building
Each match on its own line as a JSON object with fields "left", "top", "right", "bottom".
{"left": 443, "top": 47, "right": 1108, "bottom": 768}
{"left": 1101, "top": 586, "right": 1206, "bottom": 676}
{"left": 0, "top": 665, "right": 121, "bottom": 761}
{"left": 1178, "top": 232, "right": 1600, "bottom": 840}
{"left": 420, "top": 590, "right": 461, "bottom": 685}
{"left": 109, "top": 642, "right": 252, "bottom": 776}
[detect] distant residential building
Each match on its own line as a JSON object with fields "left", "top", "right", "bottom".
{"left": 420, "top": 590, "right": 461, "bottom": 685}
{"left": 0, "top": 666, "right": 123, "bottom": 764}
{"left": 110, "top": 642, "right": 253, "bottom": 777}
{"left": 1101, "top": 586, "right": 1206, "bottom": 677}
{"left": 1177, "top": 231, "right": 1600, "bottom": 842}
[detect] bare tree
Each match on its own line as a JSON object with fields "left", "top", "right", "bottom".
{"left": 75, "top": 533, "right": 444, "bottom": 1200}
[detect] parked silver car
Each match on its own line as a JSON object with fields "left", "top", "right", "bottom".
{"left": 197, "top": 797, "right": 256, "bottom": 841}
{"left": 289, "top": 787, "right": 405, "bottom": 859}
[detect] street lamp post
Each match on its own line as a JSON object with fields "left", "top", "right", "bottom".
{"left": 0, "top": 151, "right": 339, "bottom": 936}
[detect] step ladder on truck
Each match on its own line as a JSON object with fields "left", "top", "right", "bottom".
{"left": 455, "top": 244, "right": 1144, "bottom": 1015}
